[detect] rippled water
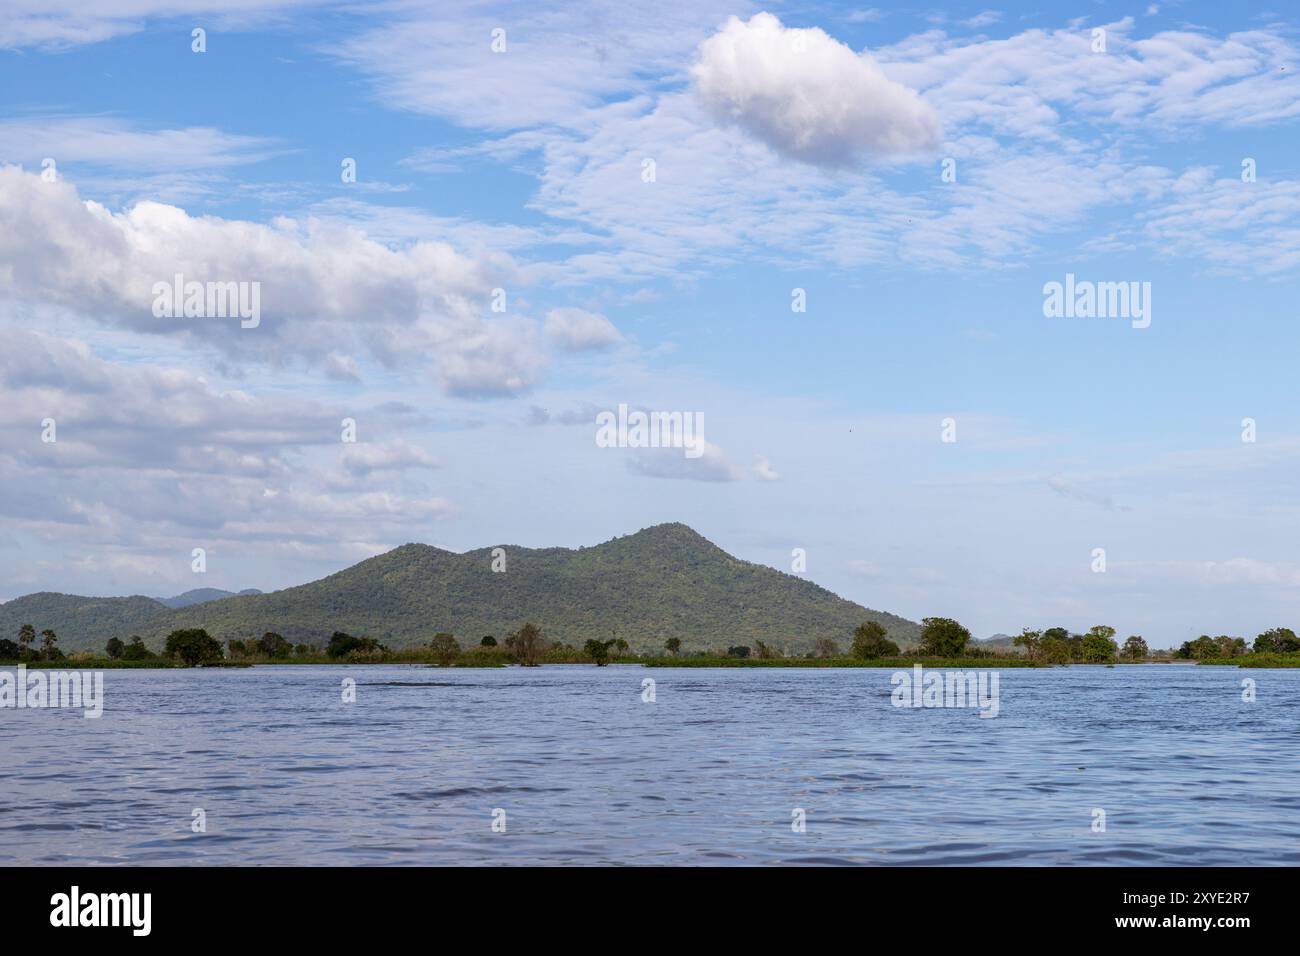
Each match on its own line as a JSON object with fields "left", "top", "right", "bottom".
{"left": 2, "top": 663, "right": 1297, "bottom": 865}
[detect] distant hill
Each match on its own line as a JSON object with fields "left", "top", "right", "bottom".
{"left": 0, "top": 523, "right": 920, "bottom": 655}
{"left": 155, "top": 588, "right": 263, "bottom": 609}
{"left": 978, "top": 633, "right": 1016, "bottom": 646}
{"left": 0, "top": 593, "right": 170, "bottom": 647}
{"left": 976, "top": 633, "right": 1024, "bottom": 653}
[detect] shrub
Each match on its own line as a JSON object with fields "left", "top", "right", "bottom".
{"left": 429, "top": 632, "right": 461, "bottom": 666}
{"left": 851, "top": 621, "right": 898, "bottom": 659}
{"left": 164, "top": 628, "right": 224, "bottom": 666}
{"left": 917, "top": 617, "right": 971, "bottom": 657}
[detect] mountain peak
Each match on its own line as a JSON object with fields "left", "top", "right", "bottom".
{"left": 1, "top": 525, "right": 920, "bottom": 654}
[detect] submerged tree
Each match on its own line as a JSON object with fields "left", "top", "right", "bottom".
{"left": 584, "top": 638, "right": 616, "bottom": 666}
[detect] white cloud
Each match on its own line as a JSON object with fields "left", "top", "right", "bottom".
{"left": 691, "top": 13, "right": 941, "bottom": 166}
{"left": 752, "top": 455, "right": 780, "bottom": 481}
{"left": 340, "top": 441, "right": 438, "bottom": 478}
{"left": 0, "top": 0, "right": 328, "bottom": 50}
{"left": 0, "top": 166, "right": 544, "bottom": 396}
{"left": 334, "top": 0, "right": 752, "bottom": 131}
{"left": 963, "top": 11, "right": 1002, "bottom": 29}
{"left": 0, "top": 117, "right": 278, "bottom": 171}
{"left": 544, "top": 307, "right": 622, "bottom": 351}
{"left": 627, "top": 440, "right": 743, "bottom": 482}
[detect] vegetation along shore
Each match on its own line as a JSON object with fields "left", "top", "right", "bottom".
{"left": 4, "top": 618, "right": 1298, "bottom": 669}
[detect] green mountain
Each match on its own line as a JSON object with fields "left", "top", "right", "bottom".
{"left": 1, "top": 523, "right": 920, "bottom": 655}
{"left": 0, "top": 592, "right": 171, "bottom": 648}
{"left": 155, "top": 588, "right": 263, "bottom": 609}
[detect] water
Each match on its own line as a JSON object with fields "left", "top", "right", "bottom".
{"left": 2, "top": 663, "right": 1297, "bottom": 865}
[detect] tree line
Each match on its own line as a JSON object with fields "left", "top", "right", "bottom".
{"left": 9, "top": 617, "right": 1299, "bottom": 667}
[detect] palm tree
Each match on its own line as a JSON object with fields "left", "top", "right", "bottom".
{"left": 39, "top": 629, "right": 57, "bottom": 659}
{"left": 18, "top": 623, "right": 35, "bottom": 652}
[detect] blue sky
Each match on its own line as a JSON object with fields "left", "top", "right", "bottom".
{"left": 2, "top": 1, "right": 1299, "bottom": 648}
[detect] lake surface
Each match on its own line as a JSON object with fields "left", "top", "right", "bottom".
{"left": 2, "top": 663, "right": 1298, "bottom": 865}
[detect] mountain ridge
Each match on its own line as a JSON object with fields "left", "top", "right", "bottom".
{"left": 0, "top": 523, "right": 921, "bottom": 654}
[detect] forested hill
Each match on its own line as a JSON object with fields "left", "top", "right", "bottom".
{"left": 0, "top": 523, "right": 920, "bottom": 654}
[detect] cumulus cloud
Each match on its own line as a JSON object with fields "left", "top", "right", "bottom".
{"left": 691, "top": 12, "right": 941, "bottom": 165}
{"left": 0, "top": 166, "right": 543, "bottom": 396}
{"left": 627, "top": 441, "right": 743, "bottom": 482}
{"left": 544, "top": 307, "right": 622, "bottom": 351}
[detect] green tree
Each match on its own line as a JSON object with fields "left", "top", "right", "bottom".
{"left": 1013, "top": 628, "right": 1042, "bottom": 660}
{"left": 1039, "top": 636, "right": 1071, "bottom": 664}
{"left": 814, "top": 637, "right": 841, "bottom": 658}
{"left": 1042, "top": 627, "right": 1071, "bottom": 644}
{"left": 121, "top": 636, "right": 153, "bottom": 660}
{"left": 584, "top": 638, "right": 616, "bottom": 665}
{"left": 327, "top": 632, "right": 361, "bottom": 658}
{"left": 105, "top": 636, "right": 126, "bottom": 659}
{"left": 1120, "top": 635, "right": 1148, "bottom": 660}
{"left": 164, "top": 628, "right": 223, "bottom": 666}
{"left": 480, "top": 635, "right": 497, "bottom": 647}
{"left": 429, "top": 632, "right": 461, "bottom": 666}
{"left": 664, "top": 637, "right": 682, "bottom": 656}
{"left": 39, "top": 629, "right": 58, "bottom": 660}
{"left": 507, "top": 623, "right": 548, "bottom": 666}
{"left": 726, "top": 645, "right": 751, "bottom": 659}
{"left": 1253, "top": 628, "right": 1291, "bottom": 653}
{"left": 258, "top": 632, "right": 292, "bottom": 659}
{"left": 1214, "top": 635, "right": 1247, "bottom": 658}
{"left": 1079, "top": 627, "right": 1118, "bottom": 663}
{"left": 917, "top": 617, "right": 971, "bottom": 657}
{"left": 1178, "top": 635, "right": 1219, "bottom": 660}
{"left": 851, "top": 621, "right": 899, "bottom": 659}
{"left": 18, "top": 624, "right": 36, "bottom": 653}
